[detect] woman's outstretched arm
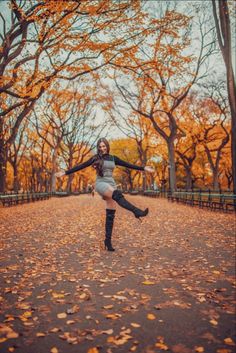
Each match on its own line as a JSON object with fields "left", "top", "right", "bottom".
{"left": 55, "top": 156, "right": 95, "bottom": 177}
{"left": 113, "top": 156, "right": 154, "bottom": 172}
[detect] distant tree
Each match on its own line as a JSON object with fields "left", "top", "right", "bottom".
{"left": 212, "top": 0, "right": 236, "bottom": 194}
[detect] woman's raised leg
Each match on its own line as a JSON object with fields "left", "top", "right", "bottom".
{"left": 112, "top": 190, "right": 148, "bottom": 219}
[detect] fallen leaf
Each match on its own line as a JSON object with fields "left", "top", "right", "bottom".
{"left": 224, "top": 338, "right": 235, "bottom": 346}
{"left": 87, "top": 348, "right": 99, "bottom": 353}
{"left": 130, "top": 323, "right": 141, "bottom": 328}
{"left": 4, "top": 316, "right": 15, "bottom": 322}
{"left": 103, "top": 305, "right": 113, "bottom": 309}
{"left": 22, "top": 311, "right": 32, "bottom": 318}
{"left": 155, "top": 342, "right": 169, "bottom": 350}
{"left": 147, "top": 313, "right": 156, "bottom": 320}
{"left": 57, "top": 312, "right": 67, "bottom": 319}
{"left": 113, "top": 295, "right": 127, "bottom": 301}
{"left": 52, "top": 292, "right": 65, "bottom": 299}
{"left": 6, "top": 331, "right": 19, "bottom": 339}
{"left": 107, "top": 335, "right": 132, "bottom": 345}
{"left": 106, "top": 313, "right": 122, "bottom": 319}
{"left": 50, "top": 348, "right": 59, "bottom": 353}
{"left": 142, "top": 281, "right": 155, "bottom": 285}
{"left": 68, "top": 277, "right": 76, "bottom": 282}
{"left": 49, "top": 327, "right": 60, "bottom": 333}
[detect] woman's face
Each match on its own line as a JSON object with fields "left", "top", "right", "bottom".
{"left": 98, "top": 141, "right": 107, "bottom": 154}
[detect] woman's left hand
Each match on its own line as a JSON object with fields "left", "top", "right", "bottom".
{"left": 55, "top": 170, "right": 66, "bottom": 178}
{"left": 144, "top": 166, "right": 155, "bottom": 173}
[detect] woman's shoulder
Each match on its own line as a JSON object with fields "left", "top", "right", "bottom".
{"left": 85, "top": 155, "right": 97, "bottom": 164}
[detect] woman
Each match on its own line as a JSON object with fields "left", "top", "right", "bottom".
{"left": 55, "top": 138, "right": 154, "bottom": 252}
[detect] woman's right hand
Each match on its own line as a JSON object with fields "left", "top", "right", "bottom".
{"left": 55, "top": 170, "right": 65, "bottom": 178}
{"left": 144, "top": 166, "right": 155, "bottom": 173}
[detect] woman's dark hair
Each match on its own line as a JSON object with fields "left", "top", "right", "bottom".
{"left": 92, "top": 138, "right": 110, "bottom": 177}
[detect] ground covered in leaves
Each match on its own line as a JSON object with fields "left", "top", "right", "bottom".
{"left": 0, "top": 195, "right": 235, "bottom": 353}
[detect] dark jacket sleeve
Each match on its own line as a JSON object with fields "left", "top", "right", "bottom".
{"left": 65, "top": 156, "right": 95, "bottom": 175}
{"left": 113, "top": 155, "right": 144, "bottom": 171}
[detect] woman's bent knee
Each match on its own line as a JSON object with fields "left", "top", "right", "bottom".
{"left": 103, "top": 187, "right": 114, "bottom": 198}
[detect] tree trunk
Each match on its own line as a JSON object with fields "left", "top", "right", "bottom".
{"left": 224, "top": 30, "right": 236, "bottom": 195}
{"left": 185, "top": 167, "right": 192, "bottom": 190}
{"left": 213, "top": 169, "right": 219, "bottom": 190}
{"left": 142, "top": 173, "right": 146, "bottom": 191}
{"left": 38, "top": 169, "right": 44, "bottom": 192}
{"left": 212, "top": 0, "right": 236, "bottom": 196}
{"left": 45, "top": 176, "right": 49, "bottom": 192}
{"left": 0, "top": 147, "right": 6, "bottom": 193}
{"left": 0, "top": 120, "right": 6, "bottom": 192}
{"left": 13, "top": 165, "right": 19, "bottom": 192}
{"left": 224, "top": 45, "right": 236, "bottom": 194}
{"left": 78, "top": 176, "right": 82, "bottom": 192}
{"left": 150, "top": 173, "right": 154, "bottom": 190}
{"left": 51, "top": 148, "right": 58, "bottom": 193}
{"left": 66, "top": 174, "right": 73, "bottom": 193}
{"left": 226, "top": 173, "right": 232, "bottom": 190}
{"left": 167, "top": 140, "right": 176, "bottom": 192}
{"left": 128, "top": 173, "right": 133, "bottom": 191}
{"left": 228, "top": 69, "right": 236, "bottom": 194}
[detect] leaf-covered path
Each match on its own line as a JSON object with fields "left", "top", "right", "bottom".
{"left": 0, "top": 195, "right": 235, "bottom": 353}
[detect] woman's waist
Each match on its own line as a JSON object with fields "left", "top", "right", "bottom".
{"left": 96, "top": 176, "right": 115, "bottom": 182}
{"left": 101, "top": 170, "right": 114, "bottom": 177}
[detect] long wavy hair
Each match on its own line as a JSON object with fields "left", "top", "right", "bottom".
{"left": 92, "top": 138, "right": 110, "bottom": 177}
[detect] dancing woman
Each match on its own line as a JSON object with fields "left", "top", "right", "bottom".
{"left": 55, "top": 138, "right": 154, "bottom": 251}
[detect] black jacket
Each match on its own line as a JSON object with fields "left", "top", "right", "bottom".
{"left": 65, "top": 154, "right": 144, "bottom": 175}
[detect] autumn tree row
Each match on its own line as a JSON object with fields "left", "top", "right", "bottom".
{"left": 4, "top": 83, "right": 231, "bottom": 193}
{"left": 0, "top": 1, "right": 235, "bottom": 193}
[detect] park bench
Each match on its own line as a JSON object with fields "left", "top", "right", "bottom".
{"left": 143, "top": 190, "right": 160, "bottom": 198}
{"left": 0, "top": 192, "right": 51, "bottom": 207}
{"left": 168, "top": 190, "right": 236, "bottom": 213}
{"left": 128, "top": 191, "right": 139, "bottom": 195}
{"left": 54, "top": 191, "right": 69, "bottom": 197}
{"left": 210, "top": 194, "right": 236, "bottom": 212}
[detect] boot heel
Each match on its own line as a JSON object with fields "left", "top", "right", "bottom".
{"left": 134, "top": 208, "right": 149, "bottom": 219}
{"left": 104, "top": 239, "right": 115, "bottom": 251}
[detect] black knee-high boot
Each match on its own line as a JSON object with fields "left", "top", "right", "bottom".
{"left": 104, "top": 209, "right": 116, "bottom": 251}
{"left": 112, "top": 190, "right": 148, "bottom": 219}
